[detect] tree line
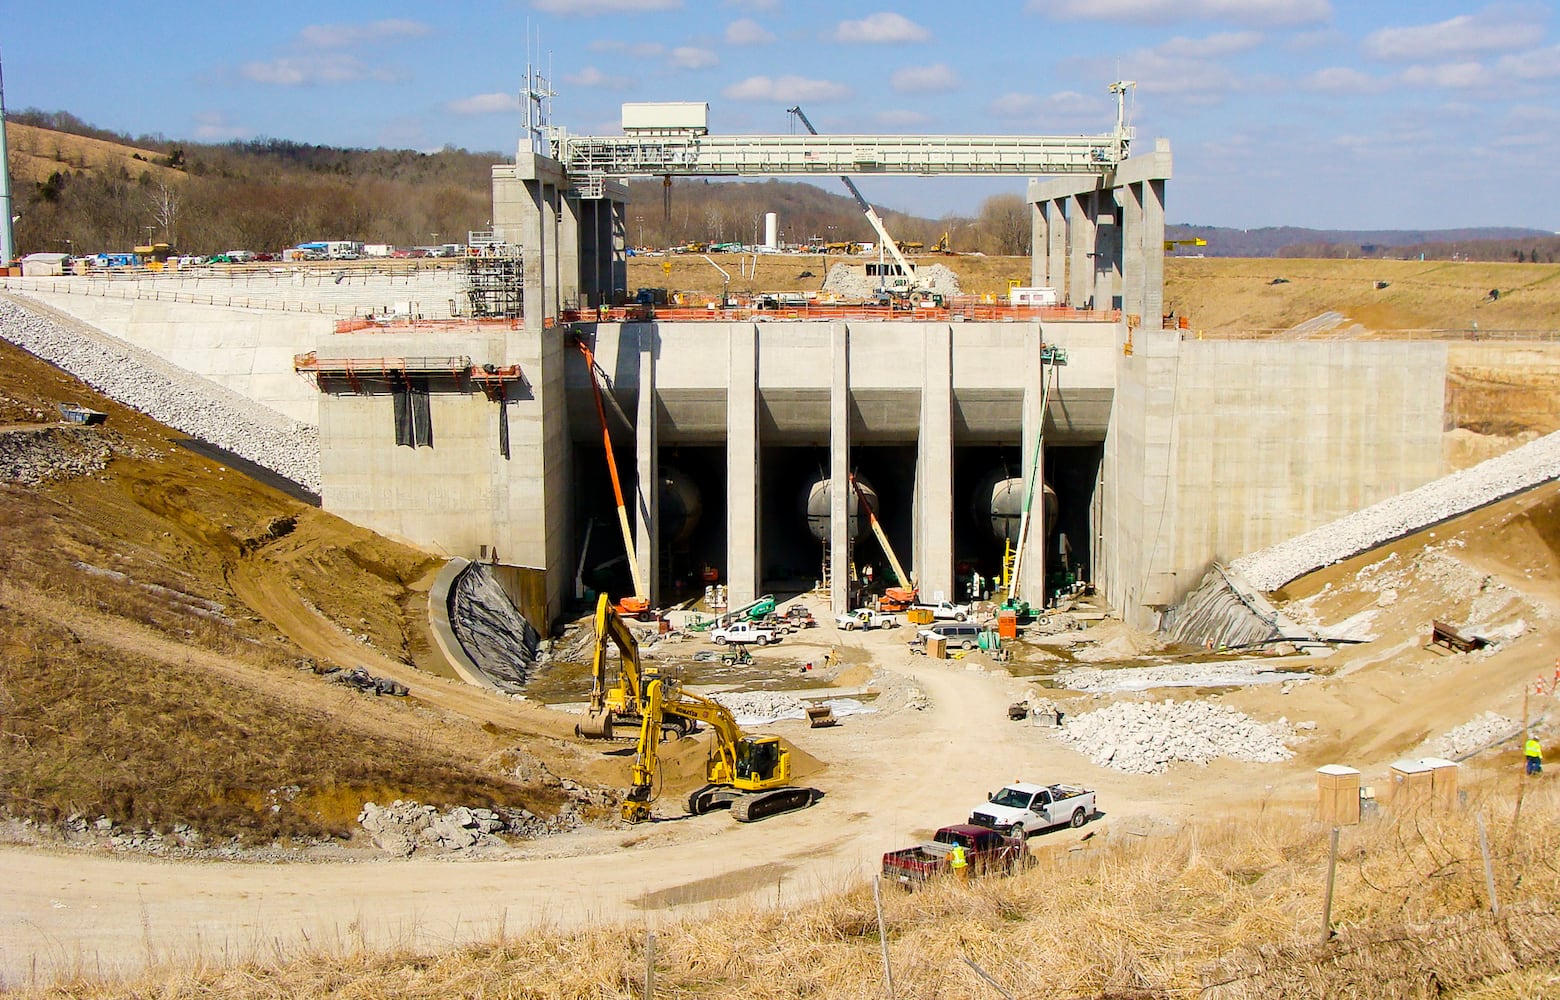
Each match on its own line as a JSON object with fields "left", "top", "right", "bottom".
{"left": 9, "top": 113, "right": 1034, "bottom": 259}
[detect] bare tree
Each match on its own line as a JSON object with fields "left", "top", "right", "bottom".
{"left": 976, "top": 193, "right": 1031, "bottom": 256}
{"left": 146, "top": 180, "right": 180, "bottom": 246}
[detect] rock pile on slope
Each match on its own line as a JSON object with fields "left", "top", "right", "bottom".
{"left": 1421, "top": 712, "right": 1519, "bottom": 760}
{"left": 1053, "top": 699, "right": 1295, "bottom": 774}
{"left": 0, "top": 426, "right": 112, "bottom": 484}
{"left": 0, "top": 297, "right": 321, "bottom": 492}
{"left": 358, "top": 792, "right": 610, "bottom": 856}
{"left": 1231, "top": 429, "right": 1560, "bottom": 591}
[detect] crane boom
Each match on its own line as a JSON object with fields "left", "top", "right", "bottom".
{"left": 787, "top": 106, "right": 921, "bottom": 296}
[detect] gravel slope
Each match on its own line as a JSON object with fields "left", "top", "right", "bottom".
{"left": 1231, "top": 429, "right": 1560, "bottom": 591}
{"left": 0, "top": 295, "right": 320, "bottom": 492}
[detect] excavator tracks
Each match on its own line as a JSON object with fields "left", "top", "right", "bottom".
{"left": 731, "top": 787, "right": 818, "bottom": 823}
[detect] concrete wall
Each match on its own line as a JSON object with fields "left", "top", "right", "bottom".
{"left": 12, "top": 291, "right": 328, "bottom": 424}
{"left": 1103, "top": 337, "right": 1449, "bottom": 629}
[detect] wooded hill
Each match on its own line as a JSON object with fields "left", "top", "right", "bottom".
{"left": 5, "top": 111, "right": 1552, "bottom": 261}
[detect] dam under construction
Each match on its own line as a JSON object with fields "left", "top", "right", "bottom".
{"left": 0, "top": 91, "right": 1498, "bottom": 645}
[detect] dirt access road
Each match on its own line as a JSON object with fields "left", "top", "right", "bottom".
{"left": 0, "top": 616, "right": 1188, "bottom": 986}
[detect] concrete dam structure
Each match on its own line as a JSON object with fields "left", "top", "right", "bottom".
{"left": 0, "top": 100, "right": 1453, "bottom": 637}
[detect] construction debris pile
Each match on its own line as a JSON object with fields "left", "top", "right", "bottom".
{"left": 820, "top": 263, "right": 962, "bottom": 300}
{"left": 0, "top": 298, "right": 321, "bottom": 492}
{"left": 357, "top": 795, "right": 603, "bottom": 856}
{"left": 1421, "top": 712, "right": 1519, "bottom": 759}
{"left": 1055, "top": 662, "right": 1311, "bottom": 692}
{"left": 1053, "top": 699, "right": 1296, "bottom": 774}
{"left": 0, "top": 425, "right": 112, "bottom": 485}
{"left": 1231, "top": 428, "right": 1560, "bottom": 591}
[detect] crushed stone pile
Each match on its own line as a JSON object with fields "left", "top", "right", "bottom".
{"left": 1421, "top": 712, "right": 1519, "bottom": 760}
{"left": 821, "top": 262, "right": 962, "bottom": 300}
{"left": 713, "top": 691, "right": 807, "bottom": 724}
{"left": 0, "top": 297, "right": 321, "bottom": 493}
{"left": 1054, "top": 699, "right": 1295, "bottom": 774}
{"left": 1056, "top": 662, "right": 1312, "bottom": 692}
{"left": 1231, "top": 428, "right": 1560, "bottom": 591}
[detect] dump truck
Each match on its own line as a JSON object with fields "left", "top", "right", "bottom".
{"left": 968, "top": 781, "right": 1097, "bottom": 838}
{"left": 881, "top": 824, "right": 1028, "bottom": 886}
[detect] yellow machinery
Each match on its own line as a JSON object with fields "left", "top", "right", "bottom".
{"left": 576, "top": 594, "right": 695, "bottom": 740}
{"left": 623, "top": 676, "right": 817, "bottom": 824}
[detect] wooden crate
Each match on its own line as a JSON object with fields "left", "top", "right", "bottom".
{"left": 1421, "top": 757, "right": 1459, "bottom": 808}
{"left": 1316, "top": 764, "right": 1361, "bottom": 825}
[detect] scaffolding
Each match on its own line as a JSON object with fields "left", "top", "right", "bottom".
{"left": 463, "top": 246, "right": 524, "bottom": 319}
{"left": 292, "top": 352, "right": 525, "bottom": 401}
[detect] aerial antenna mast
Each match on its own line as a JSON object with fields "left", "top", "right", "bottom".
{"left": 0, "top": 47, "right": 15, "bottom": 265}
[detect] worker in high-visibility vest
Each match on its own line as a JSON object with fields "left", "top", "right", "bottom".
{"left": 949, "top": 841, "right": 969, "bottom": 881}
{"left": 1526, "top": 735, "right": 1544, "bottom": 776}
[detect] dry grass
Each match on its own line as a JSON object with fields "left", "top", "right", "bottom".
{"left": 624, "top": 255, "right": 1560, "bottom": 336}
{"left": 5, "top": 122, "right": 186, "bottom": 188}
{"left": 18, "top": 784, "right": 1560, "bottom": 998}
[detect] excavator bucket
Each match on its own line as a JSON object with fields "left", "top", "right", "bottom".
{"left": 575, "top": 710, "right": 614, "bottom": 739}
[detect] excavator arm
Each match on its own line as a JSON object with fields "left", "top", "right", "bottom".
{"left": 621, "top": 676, "right": 811, "bottom": 823}
{"left": 578, "top": 593, "right": 693, "bottom": 739}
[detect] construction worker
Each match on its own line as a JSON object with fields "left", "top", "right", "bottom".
{"left": 1526, "top": 735, "right": 1543, "bottom": 776}
{"left": 949, "top": 840, "right": 969, "bottom": 881}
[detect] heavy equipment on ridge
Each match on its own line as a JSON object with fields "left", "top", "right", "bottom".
{"left": 623, "top": 674, "right": 818, "bottom": 823}
{"left": 577, "top": 594, "right": 696, "bottom": 740}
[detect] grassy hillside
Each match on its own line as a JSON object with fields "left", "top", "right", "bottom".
{"left": 0, "top": 338, "right": 590, "bottom": 844}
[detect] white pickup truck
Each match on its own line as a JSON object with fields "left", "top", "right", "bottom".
{"left": 926, "top": 600, "right": 970, "bottom": 621}
{"left": 835, "top": 608, "right": 899, "bottom": 631}
{"left": 710, "top": 621, "right": 780, "bottom": 646}
{"left": 968, "top": 781, "right": 1097, "bottom": 838}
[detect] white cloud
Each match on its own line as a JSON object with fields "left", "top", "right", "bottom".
{"left": 1498, "top": 44, "right": 1560, "bottom": 80}
{"left": 670, "top": 46, "right": 719, "bottom": 69}
{"left": 1114, "top": 34, "right": 1249, "bottom": 102}
{"left": 1365, "top": 10, "right": 1544, "bottom": 61}
{"left": 876, "top": 109, "right": 932, "bottom": 127}
{"left": 1159, "top": 31, "right": 1263, "bottom": 57}
{"left": 725, "top": 18, "right": 776, "bottom": 44}
{"left": 1398, "top": 61, "right": 1495, "bottom": 89}
{"left": 832, "top": 12, "right": 931, "bottom": 43}
{"left": 1027, "top": 0, "right": 1329, "bottom": 26}
{"left": 191, "top": 111, "right": 253, "bottom": 141}
{"left": 890, "top": 62, "right": 960, "bottom": 93}
{"left": 726, "top": 0, "right": 779, "bottom": 7}
{"left": 241, "top": 55, "right": 399, "bottom": 85}
{"left": 447, "top": 92, "right": 521, "bottom": 115}
{"left": 590, "top": 39, "right": 666, "bottom": 57}
{"left": 989, "top": 90, "right": 1103, "bottom": 119}
{"left": 297, "top": 19, "right": 431, "bottom": 48}
{"left": 1301, "top": 66, "right": 1387, "bottom": 93}
{"left": 532, "top": 0, "right": 680, "bottom": 13}
{"left": 723, "top": 74, "right": 853, "bottom": 102}
{"left": 564, "top": 66, "right": 634, "bottom": 89}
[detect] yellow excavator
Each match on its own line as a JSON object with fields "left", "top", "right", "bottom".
{"left": 622, "top": 675, "right": 818, "bottom": 823}
{"left": 576, "top": 594, "right": 696, "bottom": 740}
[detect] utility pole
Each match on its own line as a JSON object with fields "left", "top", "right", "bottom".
{"left": 0, "top": 47, "right": 16, "bottom": 265}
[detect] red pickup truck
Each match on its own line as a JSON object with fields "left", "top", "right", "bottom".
{"left": 881, "top": 824, "right": 1028, "bottom": 887}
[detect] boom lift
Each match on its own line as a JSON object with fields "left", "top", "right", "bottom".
{"left": 787, "top": 106, "right": 934, "bottom": 305}
{"left": 577, "top": 594, "right": 696, "bottom": 739}
{"left": 623, "top": 675, "right": 818, "bottom": 823}
{"left": 573, "top": 335, "right": 651, "bottom": 618}
{"left": 848, "top": 474, "right": 918, "bottom": 611}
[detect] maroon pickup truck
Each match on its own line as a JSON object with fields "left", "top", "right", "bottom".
{"left": 881, "top": 824, "right": 1028, "bottom": 887}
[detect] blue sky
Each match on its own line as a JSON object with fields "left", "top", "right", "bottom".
{"left": 6, "top": 1, "right": 1560, "bottom": 230}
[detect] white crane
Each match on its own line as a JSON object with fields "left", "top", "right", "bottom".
{"left": 787, "top": 106, "right": 928, "bottom": 303}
